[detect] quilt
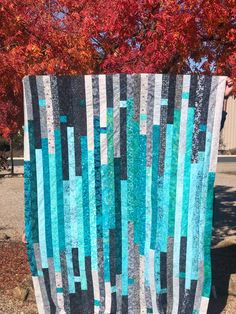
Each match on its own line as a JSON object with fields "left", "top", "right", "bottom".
{"left": 23, "top": 74, "right": 226, "bottom": 314}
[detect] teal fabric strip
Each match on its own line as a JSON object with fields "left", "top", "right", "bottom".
{"left": 200, "top": 124, "right": 206, "bottom": 132}
{"left": 38, "top": 99, "right": 46, "bottom": 106}
{"left": 101, "top": 164, "right": 111, "bottom": 283}
{"left": 203, "top": 172, "right": 215, "bottom": 297}
{"left": 185, "top": 162, "right": 199, "bottom": 289}
{"left": 132, "top": 121, "right": 141, "bottom": 244}
{"left": 75, "top": 175, "right": 87, "bottom": 290}
{"left": 67, "top": 127, "right": 78, "bottom": 248}
{"left": 48, "top": 152, "right": 60, "bottom": 272}
{"left": 128, "top": 278, "right": 134, "bottom": 285}
{"left": 111, "top": 286, "right": 116, "bottom": 293}
{"left": 63, "top": 180, "right": 75, "bottom": 293}
{"left": 74, "top": 276, "right": 81, "bottom": 283}
{"left": 198, "top": 130, "right": 213, "bottom": 263}
{"left": 144, "top": 166, "right": 152, "bottom": 285}
{"left": 150, "top": 125, "right": 160, "bottom": 250}
{"left": 60, "top": 115, "right": 67, "bottom": 123}
{"left": 161, "top": 99, "right": 168, "bottom": 106}
{"left": 56, "top": 287, "right": 63, "bottom": 293}
{"left": 194, "top": 130, "right": 213, "bottom": 306}
{"left": 168, "top": 109, "right": 181, "bottom": 236}
{"left": 114, "top": 157, "right": 122, "bottom": 274}
{"left": 121, "top": 179, "right": 128, "bottom": 295}
{"left": 94, "top": 299, "right": 100, "bottom": 306}
{"left": 161, "top": 124, "right": 173, "bottom": 252}
{"left": 87, "top": 150, "right": 98, "bottom": 270}
{"left": 182, "top": 92, "right": 189, "bottom": 99}
{"left": 81, "top": 136, "right": 91, "bottom": 257}
{"left": 24, "top": 160, "right": 37, "bottom": 275}
{"left": 140, "top": 113, "right": 147, "bottom": 120}
{"left": 37, "top": 270, "right": 44, "bottom": 277}
{"left": 120, "top": 100, "right": 127, "bottom": 108}
{"left": 100, "top": 127, "right": 107, "bottom": 133}
{"left": 155, "top": 175, "right": 163, "bottom": 293}
{"left": 138, "top": 135, "right": 147, "bottom": 255}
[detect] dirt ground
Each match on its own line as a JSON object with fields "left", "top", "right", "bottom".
{"left": 0, "top": 162, "right": 235, "bottom": 313}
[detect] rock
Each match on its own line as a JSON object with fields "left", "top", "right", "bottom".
{"left": 3, "top": 233, "right": 11, "bottom": 240}
{"left": 229, "top": 274, "right": 236, "bottom": 296}
{"left": 213, "top": 235, "right": 236, "bottom": 249}
{"left": 0, "top": 232, "right": 11, "bottom": 241}
{"left": 11, "top": 275, "right": 35, "bottom": 303}
{"left": 21, "top": 275, "right": 35, "bottom": 302}
{"left": 12, "top": 286, "right": 29, "bottom": 302}
{"left": 21, "top": 275, "right": 33, "bottom": 288}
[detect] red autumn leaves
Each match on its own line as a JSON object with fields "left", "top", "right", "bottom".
{"left": 0, "top": 0, "right": 235, "bottom": 137}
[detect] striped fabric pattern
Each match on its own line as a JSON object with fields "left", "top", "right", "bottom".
{"left": 23, "top": 74, "right": 226, "bottom": 314}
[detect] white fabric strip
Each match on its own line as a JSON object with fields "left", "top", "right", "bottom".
{"left": 23, "top": 77, "right": 30, "bottom": 161}
{"left": 32, "top": 276, "right": 46, "bottom": 314}
{"left": 153, "top": 74, "right": 163, "bottom": 126}
{"left": 43, "top": 76, "right": 55, "bottom": 154}
{"left": 104, "top": 281, "right": 112, "bottom": 313}
{"left": 92, "top": 270, "right": 100, "bottom": 314}
{"left": 85, "top": 75, "right": 94, "bottom": 151}
{"left": 140, "top": 74, "right": 149, "bottom": 135}
{"left": 139, "top": 255, "right": 147, "bottom": 313}
{"left": 113, "top": 74, "right": 120, "bottom": 158}
{"left": 99, "top": 75, "right": 107, "bottom": 128}
{"left": 149, "top": 249, "right": 159, "bottom": 313}
{"left": 209, "top": 76, "right": 226, "bottom": 172}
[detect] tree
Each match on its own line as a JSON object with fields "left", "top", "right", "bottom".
{"left": 79, "top": 0, "right": 236, "bottom": 76}
{"left": 0, "top": 0, "right": 99, "bottom": 137}
{"left": 0, "top": 0, "right": 98, "bottom": 172}
{"left": 0, "top": 0, "right": 235, "bottom": 150}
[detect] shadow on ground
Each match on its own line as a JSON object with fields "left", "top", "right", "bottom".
{"left": 212, "top": 185, "right": 236, "bottom": 246}
{"left": 208, "top": 185, "right": 236, "bottom": 314}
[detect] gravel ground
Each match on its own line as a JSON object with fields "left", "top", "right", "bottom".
{"left": 0, "top": 163, "right": 235, "bottom": 313}
{"left": 0, "top": 293, "right": 37, "bottom": 314}
{"left": 0, "top": 241, "right": 37, "bottom": 314}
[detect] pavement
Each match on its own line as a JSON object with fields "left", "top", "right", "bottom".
{"left": 208, "top": 162, "right": 236, "bottom": 314}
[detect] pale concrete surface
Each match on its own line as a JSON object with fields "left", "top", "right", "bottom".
{"left": 0, "top": 177, "right": 24, "bottom": 240}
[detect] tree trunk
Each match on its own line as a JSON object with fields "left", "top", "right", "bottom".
{"left": 9, "top": 135, "right": 14, "bottom": 175}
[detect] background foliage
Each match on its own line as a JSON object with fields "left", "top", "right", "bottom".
{"left": 0, "top": 0, "right": 235, "bottom": 138}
